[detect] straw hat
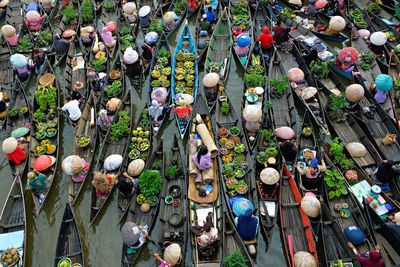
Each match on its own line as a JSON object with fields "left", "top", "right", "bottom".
{"left": 328, "top": 16, "right": 346, "bottom": 32}
{"left": 370, "top": 31, "right": 387, "bottom": 46}
{"left": 300, "top": 87, "right": 317, "bottom": 100}
{"left": 375, "top": 74, "right": 393, "bottom": 92}
{"left": 62, "top": 155, "right": 83, "bottom": 176}
{"left": 1, "top": 25, "right": 16, "bottom": 37}
{"left": 104, "top": 154, "right": 123, "bottom": 171}
{"left": 345, "top": 84, "right": 364, "bottom": 102}
{"left": 203, "top": 73, "right": 219, "bottom": 87}
{"left": 106, "top": 21, "right": 117, "bottom": 32}
{"left": 33, "top": 155, "right": 56, "bottom": 171}
{"left": 294, "top": 251, "right": 317, "bottom": 267}
{"left": 127, "top": 159, "right": 145, "bottom": 176}
{"left": 25, "top": 11, "right": 41, "bottom": 21}
{"left": 10, "top": 54, "right": 28, "bottom": 68}
{"left": 394, "top": 212, "right": 400, "bottom": 225}
{"left": 0, "top": 0, "right": 9, "bottom": 8}
{"left": 288, "top": 68, "right": 304, "bottom": 82}
{"left": 164, "top": 243, "right": 182, "bottom": 266}
{"left": 123, "top": 2, "right": 137, "bottom": 14}
{"left": 260, "top": 167, "right": 280, "bottom": 184}
{"left": 2, "top": 137, "right": 18, "bottom": 154}
{"left": 357, "top": 29, "right": 370, "bottom": 39}
{"left": 145, "top": 31, "right": 159, "bottom": 45}
{"left": 123, "top": 47, "right": 139, "bottom": 64}
{"left": 346, "top": 142, "right": 367, "bottom": 158}
{"left": 62, "top": 29, "right": 76, "bottom": 38}
{"left": 121, "top": 222, "right": 140, "bottom": 246}
{"left": 315, "top": 0, "right": 328, "bottom": 9}
{"left": 164, "top": 11, "right": 176, "bottom": 24}
{"left": 243, "top": 105, "right": 262, "bottom": 122}
{"left": 301, "top": 192, "right": 321, "bottom": 218}
{"left": 338, "top": 47, "right": 359, "bottom": 65}
{"left": 275, "top": 126, "right": 295, "bottom": 140}
{"left": 139, "top": 5, "right": 150, "bottom": 17}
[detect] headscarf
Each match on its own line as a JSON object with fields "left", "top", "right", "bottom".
{"left": 148, "top": 100, "right": 163, "bottom": 120}
{"left": 97, "top": 109, "right": 110, "bottom": 128}
{"left": 236, "top": 208, "right": 258, "bottom": 241}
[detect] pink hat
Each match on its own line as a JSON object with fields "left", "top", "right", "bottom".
{"left": 106, "top": 21, "right": 117, "bottom": 32}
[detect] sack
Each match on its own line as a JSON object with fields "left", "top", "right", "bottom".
{"left": 382, "top": 133, "right": 397, "bottom": 145}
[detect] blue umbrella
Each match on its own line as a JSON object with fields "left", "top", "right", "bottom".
{"left": 375, "top": 74, "right": 393, "bottom": 92}
{"left": 145, "top": 32, "right": 159, "bottom": 45}
{"left": 10, "top": 54, "right": 28, "bottom": 68}
{"left": 232, "top": 198, "right": 254, "bottom": 217}
{"left": 237, "top": 33, "right": 251, "bottom": 48}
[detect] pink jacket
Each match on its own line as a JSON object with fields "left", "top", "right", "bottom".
{"left": 6, "top": 35, "right": 19, "bottom": 46}
{"left": 25, "top": 17, "right": 44, "bottom": 32}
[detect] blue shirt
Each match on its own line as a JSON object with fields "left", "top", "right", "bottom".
{"left": 206, "top": 11, "right": 216, "bottom": 23}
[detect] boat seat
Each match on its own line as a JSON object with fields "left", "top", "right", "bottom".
{"left": 0, "top": 222, "right": 24, "bottom": 229}
{"left": 64, "top": 218, "right": 74, "bottom": 223}
{"left": 55, "top": 251, "right": 82, "bottom": 259}
{"left": 282, "top": 203, "right": 299, "bottom": 207}
{"left": 243, "top": 238, "right": 256, "bottom": 244}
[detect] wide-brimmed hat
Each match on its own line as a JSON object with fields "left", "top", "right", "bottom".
{"left": 139, "top": 5, "right": 150, "bottom": 17}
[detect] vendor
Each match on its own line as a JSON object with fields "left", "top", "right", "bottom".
{"left": 375, "top": 160, "right": 400, "bottom": 184}
{"left": 101, "top": 23, "right": 116, "bottom": 48}
{"left": 71, "top": 158, "right": 90, "bottom": 183}
{"left": 142, "top": 32, "right": 158, "bottom": 65}
{"left": 1, "top": 25, "right": 18, "bottom": 47}
{"left": 121, "top": 222, "right": 149, "bottom": 254}
{"left": 235, "top": 206, "right": 259, "bottom": 241}
{"left": 123, "top": 2, "right": 138, "bottom": 25}
{"left": 200, "top": 14, "right": 211, "bottom": 36}
{"left": 10, "top": 53, "right": 33, "bottom": 81}
{"left": 80, "top": 26, "right": 95, "bottom": 46}
{"left": 33, "top": 48, "right": 45, "bottom": 74}
{"left": 117, "top": 172, "right": 138, "bottom": 198}
{"left": 153, "top": 243, "right": 182, "bottom": 267}
{"left": 164, "top": 11, "right": 177, "bottom": 32}
{"left": 348, "top": 242, "right": 384, "bottom": 267}
{"left": 205, "top": 6, "right": 216, "bottom": 23}
{"left": 234, "top": 33, "right": 250, "bottom": 64}
{"left": 139, "top": 6, "right": 151, "bottom": 28}
{"left": 257, "top": 27, "right": 274, "bottom": 51}
{"left": 92, "top": 171, "right": 117, "bottom": 198}
{"left": 191, "top": 213, "right": 218, "bottom": 256}
{"left": 24, "top": 10, "right": 44, "bottom": 32}
{"left": 2, "top": 137, "right": 27, "bottom": 165}
{"left": 96, "top": 109, "right": 112, "bottom": 132}
{"left": 192, "top": 144, "right": 212, "bottom": 171}
{"left": 0, "top": 0, "right": 9, "bottom": 13}
{"left": 28, "top": 171, "right": 46, "bottom": 194}
{"left": 296, "top": 157, "right": 326, "bottom": 190}
{"left": 273, "top": 20, "right": 285, "bottom": 42}
{"left": 123, "top": 47, "right": 142, "bottom": 79}
{"left": 172, "top": 102, "right": 192, "bottom": 121}
{"left": 149, "top": 100, "right": 172, "bottom": 125}
{"left": 53, "top": 34, "right": 71, "bottom": 56}
{"left": 279, "top": 139, "right": 298, "bottom": 162}
{"left": 61, "top": 95, "right": 82, "bottom": 122}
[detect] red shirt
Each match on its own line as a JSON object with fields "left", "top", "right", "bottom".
{"left": 273, "top": 25, "right": 285, "bottom": 41}
{"left": 356, "top": 251, "right": 384, "bottom": 267}
{"left": 257, "top": 27, "right": 274, "bottom": 49}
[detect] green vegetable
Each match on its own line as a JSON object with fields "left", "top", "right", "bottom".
{"left": 148, "top": 18, "right": 164, "bottom": 36}
{"left": 151, "top": 160, "right": 161, "bottom": 170}
{"left": 35, "top": 31, "right": 53, "bottom": 48}
{"left": 327, "top": 94, "right": 347, "bottom": 111}
{"left": 138, "top": 170, "right": 163, "bottom": 196}
{"left": 244, "top": 73, "right": 265, "bottom": 88}
{"left": 92, "top": 57, "right": 107, "bottom": 72}
{"left": 224, "top": 251, "right": 247, "bottom": 267}
{"left": 310, "top": 60, "right": 329, "bottom": 78}
{"left": 221, "top": 101, "right": 230, "bottom": 115}
{"left": 16, "top": 36, "right": 33, "bottom": 53}
{"left": 366, "top": 2, "right": 380, "bottom": 12}
{"left": 270, "top": 76, "right": 289, "bottom": 94}
{"left": 9, "top": 108, "right": 18, "bottom": 117}
{"left": 358, "top": 51, "right": 374, "bottom": 70}
{"left": 110, "top": 110, "right": 130, "bottom": 141}
{"left": 324, "top": 169, "right": 348, "bottom": 199}
{"left": 63, "top": 6, "right": 78, "bottom": 22}
{"left": 34, "top": 85, "right": 57, "bottom": 111}
{"left": 104, "top": 80, "right": 122, "bottom": 97}
{"left": 167, "top": 165, "right": 180, "bottom": 178}
{"left": 81, "top": 0, "right": 94, "bottom": 23}
{"left": 103, "top": 0, "right": 115, "bottom": 10}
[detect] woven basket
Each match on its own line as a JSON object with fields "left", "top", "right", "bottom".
{"left": 39, "top": 73, "right": 55, "bottom": 87}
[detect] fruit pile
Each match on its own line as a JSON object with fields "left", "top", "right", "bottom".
{"left": 1, "top": 247, "right": 20, "bottom": 266}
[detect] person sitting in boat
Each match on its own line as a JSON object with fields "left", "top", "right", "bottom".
{"left": 139, "top": 6, "right": 151, "bottom": 28}
{"left": 60, "top": 95, "right": 82, "bottom": 123}
{"left": 10, "top": 53, "right": 34, "bottom": 81}
{"left": 92, "top": 171, "right": 117, "bottom": 198}
{"left": 0, "top": 0, "right": 9, "bottom": 13}
{"left": 96, "top": 109, "right": 112, "bottom": 132}
{"left": 257, "top": 27, "right": 274, "bottom": 50}
{"left": 235, "top": 203, "right": 259, "bottom": 241}
{"left": 71, "top": 90, "right": 83, "bottom": 103}
{"left": 53, "top": 34, "right": 71, "bottom": 57}
{"left": 172, "top": 101, "right": 192, "bottom": 121}
{"left": 153, "top": 243, "right": 182, "bottom": 267}
{"left": 24, "top": 10, "right": 44, "bottom": 32}
{"left": 101, "top": 25, "right": 116, "bottom": 48}
{"left": 142, "top": 32, "right": 158, "bottom": 65}
{"left": 272, "top": 20, "right": 285, "bottom": 42}
{"left": 27, "top": 171, "right": 47, "bottom": 194}
{"left": 123, "top": 47, "right": 141, "bottom": 79}
{"left": 205, "top": 6, "right": 216, "bottom": 23}
{"left": 33, "top": 48, "right": 45, "bottom": 74}
{"left": 2, "top": 137, "right": 27, "bottom": 165}
{"left": 149, "top": 100, "right": 172, "bottom": 126}
{"left": 375, "top": 160, "right": 400, "bottom": 185}
{"left": 277, "top": 27, "right": 293, "bottom": 54}
{"left": 121, "top": 222, "right": 149, "bottom": 254}
{"left": 303, "top": 49, "right": 319, "bottom": 67}
{"left": 191, "top": 212, "right": 219, "bottom": 255}
{"left": 199, "top": 14, "right": 211, "bottom": 36}
{"left": 39, "top": 0, "right": 54, "bottom": 14}
{"left": 80, "top": 26, "right": 96, "bottom": 46}
{"left": 386, "top": 212, "right": 400, "bottom": 237}
{"left": 116, "top": 172, "right": 138, "bottom": 198}
{"left": 297, "top": 157, "right": 326, "bottom": 190}
{"left": 371, "top": 74, "right": 393, "bottom": 104}
{"left": 279, "top": 139, "right": 298, "bottom": 162}
{"left": 163, "top": 11, "right": 177, "bottom": 32}
{"left": 70, "top": 158, "right": 90, "bottom": 183}
{"left": 123, "top": 2, "right": 138, "bottom": 25}
{"left": 192, "top": 145, "right": 212, "bottom": 171}
{"left": 348, "top": 242, "right": 384, "bottom": 267}
{"left": 1, "top": 25, "right": 18, "bottom": 47}
{"left": 0, "top": 91, "right": 9, "bottom": 120}
{"left": 25, "top": 1, "right": 40, "bottom": 12}
{"left": 91, "top": 71, "right": 107, "bottom": 92}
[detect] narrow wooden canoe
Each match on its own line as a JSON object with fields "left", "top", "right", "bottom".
{"left": 163, "top": 0, "right": 187, "bottom": 38}
{"left": 69, "top": 93, "right": 98, "bottom": 205}
{"left": 79, "top": 0, "right": 97, "bottom": 58}
{"left": 0, "top": 177, "right": 26, "bottom": 266}
{"left": 121, "top": 139, "right": 163, "bottom": 267}
{"left": 171, "top": 22, "right": 198, "bottom": 139}
{"left": 280, "top": 164, "right": 318, "bottom": 266}
{"left": 29, "top": 57, "right": 61, "bottom": 215}
{"left": 89, "top": 91, "right": 131, "bottom": 224}
{"left": 0, "top": 47, "right": 14, "bottom": 91}
{"left": 53, "top": 203, "right": 84, "bottom": 267}
{"left": 6, "top": 80, "right": 31, "bottom": 178}
{"left": 158, "top": 135, "right": 188, "bottom": 265}
{"left": 204, "top": 8, "right": 232, "bottom": 111}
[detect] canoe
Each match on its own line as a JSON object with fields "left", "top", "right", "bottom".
{"left": 117, "top": 106, "right": 153, "bottom": 222}
{"left": 147, "top": 33, "right": 171, "bottom": 133}
{"left": 0, "top": 47, "right": 14, "bottom": 91}
{"left": 53, "top": 203, "right": 84, "bottom": 267}
{"left": 280, "top": 164, "right": 318, "bottom": 266}
{"left": 353, "top": 0, "right": 400, "bottom": 26}
{"left": 163, "top": 0, "right": 187, "bottom": 38}
{"left": 69, "top": 93, "right": 98, "bottom": 205}
{"left": 158, "top": 134, "right": 188, "bottom": 264}
{"left": 4, "top": 0, "right": 24, "bottom": 41}
{"left": 0, "top": 176, "right": 26, "bottom": 266}
{"left": 121, "top": 139, "right": 164, "bottom": 267}
{"left": 216, "top": 98, "right": 259, "bottom": 261}
{"left": 97, "top": 4, "right": 120, "bottom": 60}
{"left": 222, "top": 211, "right": 252, "bottom": 266}
{"left": 171, "top": 22, "right": 198, "bottom": 139}
{"left": 188, "top": 96, "right": 222, "bottom": 266}
{"left": 204, "top": 8, "right": 232, "bottom": 111}
{"left": 195, "top": 0, "right": 222, "bottom": 62}
{"left": 79, "top": 0, "right": 97, "bottom": 57}
{"left": 89, "top": 91, "right": 132, "bottom": 224}
{"left": 6, "top": 80, "right": 31, "bottom": 177}
{"left": 29, "top": 57, "right": 61, "bottom": 215}
{"left": 254, "top": 3, "right": 269, "bottom": 37}
{"left": 229, "top": 0, "right": 253, "bottom": 70}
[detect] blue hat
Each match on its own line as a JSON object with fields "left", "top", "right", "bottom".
{"left": 145, "top": 32, "right": 159, "bottom": 45}
{"left": 237, "top": 34, "right": 251, "bottom": 48}
{"left": 375, "top": 74, "right": 393, "bottom": 92}
{"left": 343, "top": 226, "right": 366, "bottom": 245}
{"left": 232, "top": 198, "right": 254, "bottom": 217}
{"left": 310, "top": 158, "right": 318, "bottom": 168}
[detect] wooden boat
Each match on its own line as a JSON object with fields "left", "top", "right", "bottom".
{"left": 69, "top": 93, "right": 98, "bottom": 205}
{"left": 53, "top": 203, "right": 84, "bottom": 267}
{"left": 29, "top": 57, "right": 61, "bottom": 215}
{"left": 99, "top": 51, "right": 125, "bottom": 107}
{"left": 121, "top": 139, "right": 163, "bottom": 267}
{"left": 0, "top": 47, "right": 14, "bottom": 91}
{"left": 97, "top": 4, "right": 120, "bottom": 60}
{"left": 158, "top": 135, "right": 188, "bottom": 265}
{"left": 0, "top": 177, "right": 26, "bottom": 266}
{"left": 203, "top": 8, "right": 232, "bottom": 111}
{"left": 117, "top": 106, "right": 153, "bottom": 221}
{"left": 4, "top": 0, "right": 24, "bottom": 40}
{"left": 163, "top": 0, "right": 187, "bottom": 38}
{"left": 215, "top": 93, "right": 238, "bottom": 126}
{"left": 6, "top": 79, "right": 31, "bottom": 177}
{"left": 188, "top": 96, "right": 222, "bottom": 266}
{"left": 280, "top": 164, "right": 318, "bottom": 266}
{"left": 352, "top": 0, "right": 400, "bottom": 28}
{"left": 89, "top": 91, "right": 132, "bottom": 224}
{"left": 229, "top": 0, "right": 253, "bottom": 70}
{"left": 195, "top": 0, "right": 221, "bottom": 61}
{"left": 147, "top": 33, "right": 171, "bottom": 133}
{"left": 171, "top": 22, "right": 198, "bottom": 139}
{"left": 65, "top": 40, "right": 88, "bottom": 110}
{"left": 136, "top": 0, "right": 156, "bottom": 35}
{"left": 254, "top": 3, "right": 268, "bottom": 37}
{"left": 222, "top": 211, "right": 252, "bottom": 266}
{"left": 79, "top": 0, "right": 97, "bottom": 57}
{"left": 216, "top": 96, "right": 259, "bottom": 262}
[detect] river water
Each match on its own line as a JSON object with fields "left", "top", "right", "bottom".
{"left": 0, "top": 15, "right": 287, "bottom": 267}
